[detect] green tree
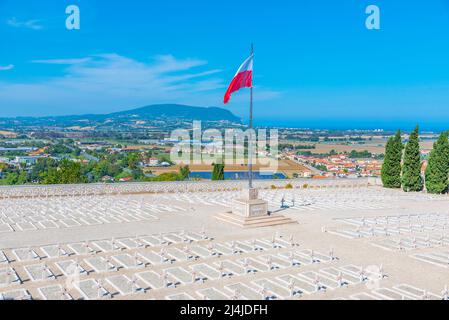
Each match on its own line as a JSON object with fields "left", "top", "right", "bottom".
{"left": 71, "top": 147, "right": 82, "bottom": 157}
{"left": 0, "top": 170, "right": 27, "bottom": 185}
{"left": 93, "top": 160, "right": 109, "bottom": 179}
{"left": 29, "top": 158, "right": 58, "bottom": 183}
{"left": 130, "top": 168, "right": 144, "bottom": 180}
{"left": 212, "top": 163, "right": 225, "bottom": 181}
{"left": 402, "top": 126, "right": 423, "bottom": 192}
{"left": 0, "top": 163, "right": 7, "bottom": 172}
{"left": 48, "top": 143, "right": 72, "bottom": 156}
{"left": 381, "top": 130, "right": 403, "bottom": 188}
{"left": 59, "top": 160, "right": 87, "bottom": 184}
{"left": 425, "top": 131, "right": 449, "bottom": 194}
{"left": 3, "top": 172, "right": 19, "bottom": 185}
{"left": 179, "top": 165, "right": 190, "bottom": 181}
{"left": 125, "top": 153, "right": 140, "bottom": 169}
{"left": 41, "top": 168, "right": 60, "bottom": 185}
{"left": 16, "top": 171, "right": 27, "bottom": 185}
{"left": 150, "top": 172, "right": 181, "bottom": 182}
{"left": 349, "top": 150, "right": 372, "bottom": 159}
{"left": 40, "top": 160, "right": 87, "bottom": 185}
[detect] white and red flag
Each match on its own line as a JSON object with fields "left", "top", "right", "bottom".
{"left": 223, "top": 54, "right": 253, "bottom": 104}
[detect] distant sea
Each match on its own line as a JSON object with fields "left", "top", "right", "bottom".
{"left": 253, "top": 119, "right": 449, "bottom": 132}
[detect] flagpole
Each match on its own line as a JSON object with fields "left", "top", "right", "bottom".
{"left": 249, "top": 43, "right": 254, "bottom": 190}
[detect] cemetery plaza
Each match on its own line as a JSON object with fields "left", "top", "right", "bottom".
{"left": 0, "top": 178, "right": 448, "bottom": 300}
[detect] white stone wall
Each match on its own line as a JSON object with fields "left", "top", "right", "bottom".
{"left": 0, "top": 178, "right": 375, "bottom": 198}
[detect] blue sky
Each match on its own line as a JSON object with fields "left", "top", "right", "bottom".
{"left": 1, "top": 0, "right": 449, "bottom": 130}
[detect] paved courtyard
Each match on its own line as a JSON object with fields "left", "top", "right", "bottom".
{"left": 0, "top": 179, "right": 448, "bottom": 300}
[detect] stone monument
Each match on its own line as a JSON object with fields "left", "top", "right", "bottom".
{"left": 215, "top": 186, "right": 297, "bottom": 228}
{"left": 232, "top": 188, "right": 268, "bottom": 218}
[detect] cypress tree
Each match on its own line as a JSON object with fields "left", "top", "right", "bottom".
{"left": 381, "top": 130, "right": 403, "bottom": 188}
{"left": 425, "top": 131, "right": 449, "bottom": 194}
{"left": 402, "top": 126, "right": 423, "bottom": 192}
{"left": 381, "top": 136, "right": 394, "bottom": 186}
{"left": 179, "top": 165, "right": 190, "bottom": 181}
{"left": 217, "top": 164, "right": 224, "bottom": 180}
{"left": 211, "top": 163, "right": 225, "bottom": 181}
{"left": 211, "top": 163, "right": 218, "bottom": 180}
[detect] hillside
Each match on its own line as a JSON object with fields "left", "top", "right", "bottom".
{"left": 109, "top": 104, "right": 240, "bottom": 122}
{"left": 0, "top": 104, "right": 242, "bottom": 128}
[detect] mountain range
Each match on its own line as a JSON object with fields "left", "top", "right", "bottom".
{"left": 0, "top": 104, "right": 242, "bottom": 128}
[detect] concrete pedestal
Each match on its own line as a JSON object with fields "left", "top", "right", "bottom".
{"left": 232, "top": 198, "right": 269, "bottom": 218}
{"left": 215, "top": 188, "right": 297, "bottom": 228}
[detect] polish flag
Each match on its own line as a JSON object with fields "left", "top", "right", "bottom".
{"left": 224, "top": 54, "right": 253, "bottom": 104}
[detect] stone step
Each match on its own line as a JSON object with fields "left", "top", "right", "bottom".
{"left": 215, "top": 212, "right": 298, "bottom": 229}
{"left": 216, "top": 212, "right": 287, "bottom": 224}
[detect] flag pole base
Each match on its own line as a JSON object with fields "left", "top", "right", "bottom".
{"left": 214, "top": 189, "right": 298, "bottom": 228}
{"left": 214, "top": 210, "right": 298, "bottom": 229}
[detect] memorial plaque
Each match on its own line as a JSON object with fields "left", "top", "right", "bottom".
{"left": 232, "top": 198, "right": 268, "bottom": 218}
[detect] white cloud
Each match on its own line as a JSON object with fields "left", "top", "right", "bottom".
{"left": 0, "top": 64, "right": 14, "bottom": 71}
{"left": 151, "top": 54, "right": 208, "bottom": 73}
{"left": 0, "top": 54, "right": 225, "bottom": 115}
{"left": 0, "top": 54, "right": 282, "bottom": 117}
{"left": 31, "top": 58, "right": 92, "bottom": 65}
{"left": 7, "top": 17, "right": 43, "bottom": 30}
